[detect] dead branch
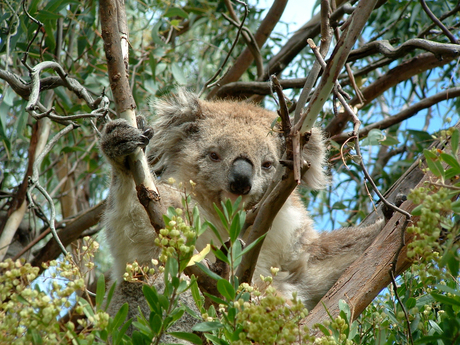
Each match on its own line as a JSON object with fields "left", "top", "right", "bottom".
{"left": 223, "top": 0, "right": 263, "bottom": 78}
{"left": 199, "top": 0, "right": 249, "bottom": 96}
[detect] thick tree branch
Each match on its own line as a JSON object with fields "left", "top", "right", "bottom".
{"left": 99, "top": 0, "right": 165, "bottom": 231}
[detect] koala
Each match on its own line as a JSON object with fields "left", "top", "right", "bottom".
{"left": 101, "top": 90, "right": 385, "bottom": 313}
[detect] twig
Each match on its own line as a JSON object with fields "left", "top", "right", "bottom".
{"left": 345, "top": 63, "right": 365, "bottom": 105}
{"left": 222, "top": 0, "right": 263, "bottom": 79}
{"left": 390, "top": 269, "right": 414, "bottom": 345}
{"left": 418, "top": 3, "right": 460, "bottom": 39}
{"left": 369, "top": 1, "right": 412, "bottom": 42}
{"left": 28, "top": 124, "right": 77, "bottom": 257}
{"left": 21, "top": 0, "right": 43, "bottom": 70}
{"left": 198, "top": 0, "right": 248, "bottom": 96}
{"left": 419, "top": 0, "right": 459, "bottom": 44}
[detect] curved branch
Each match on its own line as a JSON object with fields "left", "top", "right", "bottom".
{"left": 348, "top": 38, "right": 460, "bottom": 62}
{"left": 331, "top": 87, "right": 460, "bottom": 144}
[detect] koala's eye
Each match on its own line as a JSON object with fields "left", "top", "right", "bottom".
{"left": 262, "top": 161, "right": 273, "bottom": 170}
{"left": 209, "top": 152, "right": 221, "bottom": 162}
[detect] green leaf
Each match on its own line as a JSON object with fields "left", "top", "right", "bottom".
{"left": 164, "top": 7, "right": 189, "bottom": 18}
{"left": 229, "top": 213, "right": 241, "bottom": 243}
{"left": 361, "top": 129, "right": 385, "bottom": 146}
{"left": 95, "top": 274, "right": 105, "bottom": 309}
{"left": 425, "top": 157, "right": 444, "bottom": 179}
{"left": 195, "top": 262, "right": 221, "bottom": 281}
{"left": 423, "top": 149, "right": 437, "bottom": 160}
{"left": 440, "top": 153, "right": 460, "bottom": 169}
{"left": 204, "top": 292, "right": 228, "bottom": 306}
{"left": 212, "top": 204, "right": 229, "bottom": 230}
{"left": 431, "top": 292, "right": 460, "bottom": 307}
{"left": 168, "top": 332, "right": 202, "bottom": 344}
{"left": 204, "top": 333, "right": 230, "bottom": 345}
{"left": 171, "top": 63, "right": 187, "bottom": 85}
{"left": 111, "top": 303, "right": 129, "bottom": 331}
{"left": 149, "top": 313, "right": 162, "bottom": 335}
{"left": 151, "top": 20, "right": 165, "bottom": 46}
{"left": 452, "top": 128, "right": 459, "bottom": 155}
{"left": 217, "top": 279, "right": 235, "bottom": 301}
{"left": 451, "top": 200, "right": 460, "bottom": 213}
{"left": 142, "top": 285, "right": 161, "bottom": 315}
{"left": 192, "top": 321, "right": 224, "bottom": 332}
{"left": 236, "top": 234, "right": 266, "bottom": 259}
{"left": 204, "top": 221, "right": 225, "bottom": 246}
{"left": 211, "top": 247, "right": 230, "bottom": 264}
{"left": 406, "top": 297, "right": 416, "bottom": 309}
{"left": 165, "top": 256, "right": 179, "bottom": 279}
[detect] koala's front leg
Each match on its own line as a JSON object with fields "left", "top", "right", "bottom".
{"left": 101, "top": 117, "right": 154, "bottom": 173}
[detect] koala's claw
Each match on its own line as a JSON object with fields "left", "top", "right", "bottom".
{"left": 101, "top": 119, "right": 153, "bottom": 160}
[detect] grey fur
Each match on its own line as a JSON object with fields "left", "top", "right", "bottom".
{"left": 100, "top": 91, "right": 385, "bottom": 328}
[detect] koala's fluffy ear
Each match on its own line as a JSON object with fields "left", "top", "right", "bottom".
{"left": 148, "top": 90, "right": 202, "bottom": 174}
{"left": 301, "top": 127, "right": 330, "bottom": 190}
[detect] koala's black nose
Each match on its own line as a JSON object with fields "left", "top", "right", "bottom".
{"left": 229, "top": 158, "right": 253, "bottom": 195}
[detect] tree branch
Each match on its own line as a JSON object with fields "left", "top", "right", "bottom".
{"left": 99, "top": 0, "right": 166, "bottom": 231}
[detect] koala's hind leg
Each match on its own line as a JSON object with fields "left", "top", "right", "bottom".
{"left": 293, "top": 219, "right": 386, "bottom": 310}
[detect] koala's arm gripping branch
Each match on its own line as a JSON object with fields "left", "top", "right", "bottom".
{"left": 100, "top": 0, "right": 165, "bottom": 231}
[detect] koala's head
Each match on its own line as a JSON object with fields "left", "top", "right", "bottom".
{"left": 149, "top": 91, "right": 328, "bottom": 211}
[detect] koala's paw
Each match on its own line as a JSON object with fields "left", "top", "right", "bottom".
{"left": 382, "top": 193, "right": 407, "bottom": 220}
{"left": 101, "top": 118, "right": 154, "bottom": 160}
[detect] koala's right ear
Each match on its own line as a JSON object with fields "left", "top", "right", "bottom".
{"left": 152, "top": 89, "right": 203, "bottom": 127}
{"left": 148, "top": 90, "right": 203, "bottom": 174}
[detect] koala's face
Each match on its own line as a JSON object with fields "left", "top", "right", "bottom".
{"left": 150, "top": 92, "right": 327, "bottom": 213}
{"left": 163, "top": 100, "right": 283, "bottom": 211}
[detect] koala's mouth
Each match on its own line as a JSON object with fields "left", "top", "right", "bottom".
{"left": 220, "top": 191, "right": 259, "bottom": 210}
{"left": 220, "top": 191, "right": 249, "bottom": 207}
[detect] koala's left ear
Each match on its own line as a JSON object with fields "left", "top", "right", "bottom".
{"left": 301, "top": 127, "right": 330, "bottom": 190}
